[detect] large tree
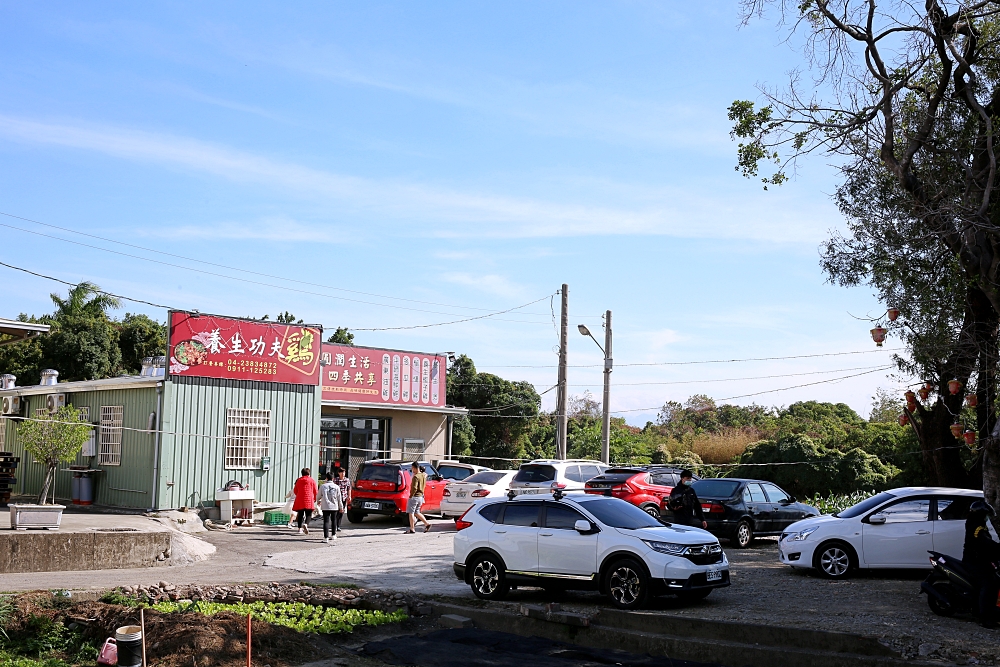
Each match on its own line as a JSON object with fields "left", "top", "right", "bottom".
{"left": 731, "top": 0, "right": 1000, "bottom": 520}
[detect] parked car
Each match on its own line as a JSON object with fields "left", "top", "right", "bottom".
{"left": 675, "top": 478, "right": 819, "bottom": 548}
{"left": 347, "top": 460, "right": 446, "bottom": 523}
{"left": 508, "top": 459, "right": 609, "bottom": 495}
{"left": 585, "top": 466, "right": 698, "bottom": 517}
{"left": 436, "top": 461, "right": 491, "bottom": 481}
{"left": 441, "top": 470, "right": 518, "bottom": 518}
{"left": 452, "top": 493, "right": 730, "bottom": 609}
{"left": 778, "top": 487, "right": 998, "bottom": 579}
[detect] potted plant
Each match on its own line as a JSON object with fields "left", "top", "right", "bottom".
{"left": 11, "top": 405, "right": 91, "bottom": 530}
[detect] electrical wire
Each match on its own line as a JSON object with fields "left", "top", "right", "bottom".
{"left": 476, "top": 349, "right": 904, "bottom": 369}
{"left": 350, "top": 294, "right": 557, "bottom": 331}
{"left": 0, "top": 260, "right": 178, "bottom": 310}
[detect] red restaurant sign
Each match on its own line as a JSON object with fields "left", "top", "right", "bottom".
{"left": 321, "top": 343, "right": 446, "bottom": 407}
{"left": 167, "top": 311, "right": 322, "bottom": 385}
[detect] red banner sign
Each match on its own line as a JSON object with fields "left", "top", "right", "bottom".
{"left": 168, "top": 311, "right": 322, "bottom": 385}
{"left": 321, "top": 343, "right": 446, "bottom": 407}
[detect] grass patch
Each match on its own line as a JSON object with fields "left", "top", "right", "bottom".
{"left": 0, "top": 613, "right": 99, "bottom": 667}
{"left": 151, "top": 600, "right": 406, "bottom": 634}
{"left": 690, "top": 428, "right": 759, "bottom": 464}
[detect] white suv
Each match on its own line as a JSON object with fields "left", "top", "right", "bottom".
{"left": 453, "top": 492, "right": 730, "bottom": 609}
{"left": 508, "top": 459, "right": 608, "bottom": 495}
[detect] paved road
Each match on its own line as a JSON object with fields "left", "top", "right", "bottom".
{"left": 0, "top": 514, "right": 467, "bottom": 595}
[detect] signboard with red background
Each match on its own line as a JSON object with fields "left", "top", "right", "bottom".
{"left": 321, "top": 343, "right": 446, "bottom": 407}
{"left": 168, "top": 311, "right": 322, "bottom": 385}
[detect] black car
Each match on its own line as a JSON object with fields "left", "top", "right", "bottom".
{"left": 664, "top": 478, "right": 819, "bottom": 548}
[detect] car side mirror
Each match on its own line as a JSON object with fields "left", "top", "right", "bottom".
{"left": 780, "top": 498, "right": 793, "bottom": 505}
{"left": 432, "top": 475, "right": 444, "bottom": 482}
{"left": 574, "top": 519, "right": 593, "bottom": 533}
{"left": 869, "top": 514, "right": 887, "bottom": 525}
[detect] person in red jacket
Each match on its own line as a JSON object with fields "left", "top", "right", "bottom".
{"left": 292, "top": 468, "right": 318, "bottom": 535}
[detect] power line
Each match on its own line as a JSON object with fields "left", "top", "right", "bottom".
{"left": 607, "top": 366, "right": 892, "bottom": 414}
{"left": 0, "top": 211, "right": 585, "bottom": 319}
{"left": 351, "top": 293, "right": 556, "bottom": 331}
{"left": 0, "top": 260, "right": 177, "bottom": 310}
{"left": 476, "top": 348, "right": 903, "bottom": 369}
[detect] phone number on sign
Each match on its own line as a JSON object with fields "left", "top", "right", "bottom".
{"left": 226, "top": 360, "right": 279, "bottom": 375}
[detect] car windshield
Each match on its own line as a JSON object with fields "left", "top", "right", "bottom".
{"left": 513, "top": 465, "right": 556, "bottom": 483}
{"left": 575, "top": 497, "right": 662, "bottom": 529}
{"left": 691, "top": 479, "right": 740, "bottom": 499}
{"left": 359, "top": 465, "right": 397, "bottom": 482}
{"left": 464, "top": 471, "right": 507, "bottom": 485}
{"left": 835, "top": 491, "right": 897, "bottom": 518}
{"left": 439, "top": 466, "right": 472, "bottom": 480}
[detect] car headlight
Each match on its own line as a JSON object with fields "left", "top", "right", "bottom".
{"left": 787, "top": 526, "right": 818, "bottom": 542}
{"left": 643, "top": 540, "right": 687, "bottom": 555}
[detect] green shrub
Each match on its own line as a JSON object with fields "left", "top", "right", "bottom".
{"left": 806, "top": 490, "right": 879, "bottom": 515}
{"left": 151, "top": 600, "right": 406, "bottom": 634}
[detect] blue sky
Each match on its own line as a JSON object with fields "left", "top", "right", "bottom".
{"left": 0, "top": 2, "right": 906, "bottom": 423}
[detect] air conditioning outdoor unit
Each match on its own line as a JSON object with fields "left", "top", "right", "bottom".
{"left": 46, "top": 394, "right": 66, "bottom": 414}
{"left": 1, "top": 396, "right": 20, "bottom": 415}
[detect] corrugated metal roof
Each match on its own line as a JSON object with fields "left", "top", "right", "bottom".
{"left": 0, "top": 317, "right": 50, "bottom": 344}
{"left": 0, "top": 376, "right": 161, "bottom": 396}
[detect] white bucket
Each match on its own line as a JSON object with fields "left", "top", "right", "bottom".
{"left": 115, "top": 625, "right": 142, "bottom": 642}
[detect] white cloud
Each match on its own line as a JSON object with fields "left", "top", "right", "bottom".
{"left": 442, "top": 272, "right": 526, "bottom": 300}
{"left": 0, "top": 114, "right": 834, "bottom": 243}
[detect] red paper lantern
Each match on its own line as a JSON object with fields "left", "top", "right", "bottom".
{"left": 966, "top": 394, "right": 978, "bottom": 408}
{"left": 924, "top": 380, "right": 934, "bottom": 390}
{"left": 870, "top": 326, "right": 887, "bottom": 346}
{"left": 898, "top": 414, "right": 909, "bottom": 426}
{"left": 964, "top": 430, "right": 977, "bottom": 445}
{"left": 950, "top": 422, "right": 964, "bottom": 438}
{"left": 887, "top": 307, "right": 900, "bottom": 321}
{"left": 904, "top": 390, "right": 916, "bottom": 402}
{"left": 917, "top": 386, "right": 930, "bottom": 401}
{"left": 948, "top": 379, "right": 962, "bottom": 395}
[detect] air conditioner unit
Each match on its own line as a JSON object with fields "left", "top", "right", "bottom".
{"left": 1, "top": 396, "right": 20, "bottom": 415}
{"left": 46, "top": 394, "right": 66, "bottom": 414}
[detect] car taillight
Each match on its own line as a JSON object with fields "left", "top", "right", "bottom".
{"left": 701, "top": 502, "right": 725, "bottom": 514}
{"left": 552, "top": 483, "right": 566, "bottom": 489}
{"left": 443, "top": 489, "right": 451, "bottom": 497}
{"left": 455, "top": 508, "right": 473, "bottom": 531}
{"left": 471, "top": 489, "right": 490, "bottom": 498}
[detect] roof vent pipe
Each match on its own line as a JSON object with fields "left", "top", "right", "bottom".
{"left": 141, "top": 356, "right": 166, "bottom": 377}
{"left": 40, "top": 369, "right": 59, "bottom": 386}
{"left": 0, "top": 374, "right": 14, "bottom": 390}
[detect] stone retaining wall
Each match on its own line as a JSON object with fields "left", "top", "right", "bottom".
{"left": 0, "top": 530, "right": 172, "bottom": 573}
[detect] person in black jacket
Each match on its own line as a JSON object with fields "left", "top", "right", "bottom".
{"left": 667, "top": 470, "right": 707, "bottom": 528}
{"left": 962, "top": 500, "right": 1000, "bottom": 629}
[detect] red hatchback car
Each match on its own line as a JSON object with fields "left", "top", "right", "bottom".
{"left": 584, "top": 467, "right": 698, "bottom": 518}
{"left": 347, "top": 460, "right": 446, "bottom": 523}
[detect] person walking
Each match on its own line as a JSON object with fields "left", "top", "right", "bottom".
{"left": 334, "top": 465, "right": 352, "bottom": 534}
{"left": 963, "top": 500, "right": 1000, "bottom": 628}
{"left": 406, "top": 462, "right": 431, "bottom": 534}
{"left": 292, "top": 468, "right": 318, "bottom": 535}
{"left": 667, "top": 470, "right": 707, "bottom": 529}
{"left": 319, "top": 472, "right": 345, "bottom": 544}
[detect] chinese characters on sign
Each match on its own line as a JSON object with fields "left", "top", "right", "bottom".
{"left": 320, "top": 343, "right": 445, "bottom": 407}
{"left": 167, "top": 311, "right": 321, "bottom": 385}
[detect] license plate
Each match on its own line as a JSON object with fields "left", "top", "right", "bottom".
{"left": 519, "top": 488, "right": 542, "bottom": 494}
{"left": 363, "top": 502, "right": 380, "bottom": 510}
{"left": 456, "top": 491, "right": 467, "bottom": 498}
{"left": 706, "top": 568, "right": 722, "bottom": 582}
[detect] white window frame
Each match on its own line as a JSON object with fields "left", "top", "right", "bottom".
{"left": 99, "top": 405, "right": 124, "bottom": 466}
{"left": 403, "top": 438, "right": 425, "bottom": 458}
{"left": 225, "top": 408, "right": 271, "bottom": 470}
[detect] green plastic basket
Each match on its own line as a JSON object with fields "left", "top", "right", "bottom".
{"left": 263, "top": 511, "right": 291, "bottom": 525}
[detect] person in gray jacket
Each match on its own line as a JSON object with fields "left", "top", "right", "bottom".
{"left": 320, "top": 472, "right": 345, "bottom": 544}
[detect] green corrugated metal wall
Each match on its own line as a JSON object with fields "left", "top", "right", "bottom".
{"left": 157, "top": 376, "right": 320, "bottom": 510}
{"left": 2, "top": 387, "right": 159, "bottom": 509}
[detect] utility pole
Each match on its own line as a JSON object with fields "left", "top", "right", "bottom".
{"left": 601, "top": 310, "right": 612, "bottom": 465}
{"left": 556, "top": 284, "right": 569, "bottom": 459}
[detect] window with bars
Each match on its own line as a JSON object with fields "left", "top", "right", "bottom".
{"left": 225, "top": 408, "right": 271, "bottom": 470}
{"left": 99, "top": 405, "right": 124, "bottom": 466}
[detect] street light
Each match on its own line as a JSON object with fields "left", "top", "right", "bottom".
{"left": 578, "top": 312, "right": 612, "bottom": 465}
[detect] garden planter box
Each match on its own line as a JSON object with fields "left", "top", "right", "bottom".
{"left": 10, "top": 504, "right": 65, "bottom": 530}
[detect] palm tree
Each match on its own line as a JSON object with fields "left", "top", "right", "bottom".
{"left": 49, "top": 282, "right": 120, "bottom": 320}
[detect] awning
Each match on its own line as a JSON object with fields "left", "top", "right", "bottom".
{"left": 0, "top": 317, "right": 50, "bottom": 347}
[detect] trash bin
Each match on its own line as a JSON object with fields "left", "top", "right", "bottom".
{"left": 71, "top": 471, "right": 81, "bottom": 505}
{"left": 78, "top": 473, "right": 93, "bottom": 506}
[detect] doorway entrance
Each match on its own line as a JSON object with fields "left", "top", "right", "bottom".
{"left": 320, "top": 416, "right": 391, "bottom": 479}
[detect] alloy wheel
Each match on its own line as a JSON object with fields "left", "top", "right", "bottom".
{"left": 819, "top": 546, "right": 850, "bottom": 577}
{"left": 473, "top": 559, "right": 499, "bottom": 595}
{"left": 609, "top": 565, "right": 641, "bottom": 606}
{"left": 736, "top": 522, "right": 752, "bottom": 547}
{"left": 643, "top": 505, "right": 660, "bottom": 518}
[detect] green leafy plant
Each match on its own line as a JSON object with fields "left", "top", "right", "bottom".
{"left": 16, "top": 406, "right": 92, "bottom": 504}
{"left": 150, "top": 600, "right": 406, "bottom": 634}
{"left": 806, "top": 490, "right": 879, "bottom": 516}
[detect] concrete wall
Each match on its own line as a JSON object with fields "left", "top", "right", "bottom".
{"left": 322, "top": 405, "right": 449, "bottom": 461}
{"left": 0, "top": 530, "right": 172, "bottom": 573}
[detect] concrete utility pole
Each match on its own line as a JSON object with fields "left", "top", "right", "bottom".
{"left": 601, "top": 310, "right": 613, "bottom": 465}
{"left": 556, "top": 284, "right": 569, "bottom": 460}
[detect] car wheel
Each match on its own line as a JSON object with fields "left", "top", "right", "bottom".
{"left": 732, "top": 520, "right": 754, "bottom": 548}
{"left": 346, "top": 510, "right": 366, "bottom": 524}
{"left": 676, "top": 588, "right": 712, "bottom": 603}
{"left": 469, "top": 553, "right": 509, "bottom": 601}
{"left": 926, "top": 581, "right": 956, "bottom": 617}
{"left": 604, "top": 558, "right": 650, "bottom": 610}
{"left": 814, "top": 541, "right": 855, "bottom": 579}
{"left": 641, "top": 504, "right": 661, "bottom": 519}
